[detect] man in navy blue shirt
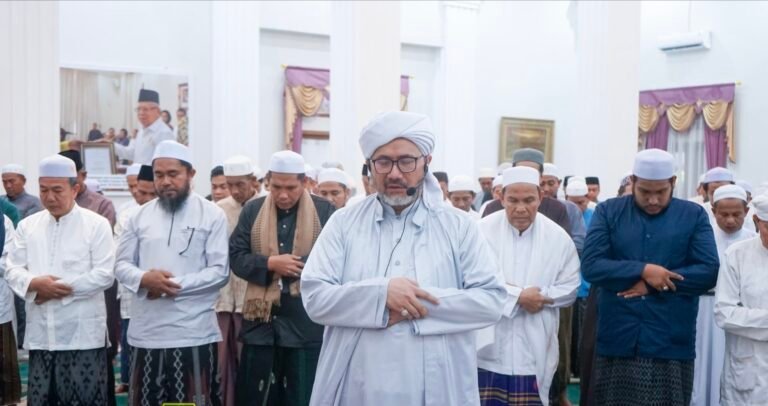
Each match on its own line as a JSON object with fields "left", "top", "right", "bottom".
{"left": 582, "top": 149, "right": 719, "bottom": 405}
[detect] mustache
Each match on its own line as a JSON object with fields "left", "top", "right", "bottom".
{"left": 384, "top": 179, "right": 408, "bottom": 188}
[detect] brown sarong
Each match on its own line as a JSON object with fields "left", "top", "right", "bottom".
{"left": 0, "top": 321, "right": 20, "bottom": 405}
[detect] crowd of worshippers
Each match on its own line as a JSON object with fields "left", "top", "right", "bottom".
{"left": 1, "top": 100, "right": 768, "bottom": 406}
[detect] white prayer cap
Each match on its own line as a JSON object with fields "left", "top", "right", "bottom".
{"left": 268, "top": 150, "right": 305, "bottom": 174}
{"left": 152, "top": 140, "right": 192, "bottom": 165}
{"left": 698, "top": 174, "right": 706, "bottom": 185}
{"left": 305, "top": 164, "right": 318, "bottom": 180}
{"left": 496, "top": 162, "right": 512, "bottom": 175}
{"left": 317, "top": 168, "right": 349, "bottom": 187}
{"left": 735, "top": 180, "right": 753, "bottom": 195}
{"left": 543, "top": 163, "right": 559, "bottom": 179}
{"left": 704, "top": 167, "right": 733, "bottom": 184}
{"left": 321, "top": 161, "right": 344, "bottom": 170}
{"left": 502, "top": 167, "right": 540, "bottom": 188}
{"left": 713, "top": 184, "right": 747, "bottom": 204}
{"left": 751, "top": 193, "right": 768, "bottom": 221}
{"left": 1, "top": 164, "right": 25, "bottom": 176}
{"left": 566, "top": 180, "right": 589, "bottom": 197}
{"left": 126, "top": 163, "right": 142, "bottom": 177}
{"left": 633, "top": 149, "right": 675, "bottom": 180}
{"left": 478, "top": 167, "right": 496, "bottom": 179}
{"left": 39, "top": 155, "right": 77, "bottom": 178}
{"left": 84, "top": 178, "right": 101, "bottom": 193}
{"left": 359, "top": 111, "right": 434, "bottom": 159}
{"left": 492, "top": 175, "right": 503, "bottom": 188}
{"left": 448, "top": 175, "right": 476, "bottom": 193}
{"left": 223, "top": 155, "right": 254, "bottom": 177}
{"left": 569, "top": 175, "right": 587, "bottom": 185}
{"left": 253, "top": 166, "right": 263, "bottom": 179}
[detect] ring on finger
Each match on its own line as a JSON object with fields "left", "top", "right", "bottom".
{"left": 662, "top": 285, "right": 669, "bottom": 291}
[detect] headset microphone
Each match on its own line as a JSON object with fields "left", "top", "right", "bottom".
{"left": 406, "top": 163, "right": 429, "bottom": 197}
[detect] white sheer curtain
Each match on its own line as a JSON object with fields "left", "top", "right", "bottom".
{"left": 60, "top": 68, "right": 100, "bottom": 139}
{"left": 667, "top": 117, "right": 707, "bottom": 199}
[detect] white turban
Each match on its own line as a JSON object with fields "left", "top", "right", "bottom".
{"left": 713, "top": 184, "right": 747, "bottom": 204}
{"left": 359, "top": 111, "right": 434, "bottom": 159}
{"left": 751, "top": 193, "right": 768, "bottom": 221}
{"left": 359, "top": 111, "right": 443, "bottom": 211}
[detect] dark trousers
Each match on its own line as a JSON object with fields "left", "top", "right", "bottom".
{"left": 235, "top": 345, "right": 320, "bottom": 406}
{"left": 120, "top": 318, "right": 131, "bottom": 385}
{"left": 13, "top": 296, "right": 25, "bottom": 349}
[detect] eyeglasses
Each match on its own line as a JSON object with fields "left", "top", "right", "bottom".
{"left": 370, "top": 156, "right": 423, "bottom": 174}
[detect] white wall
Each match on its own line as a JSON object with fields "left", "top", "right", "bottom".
{"left": 474, "top": 1, "right": 579, "bottom": 174}
{"left": 639, "top": 1, "right": 768, "bottom": 187}
{"left": 258, "top": 29, "right": 440, "bottom": 172}
{"left": 59, "top": 0, "right": 213, "bottom": 192}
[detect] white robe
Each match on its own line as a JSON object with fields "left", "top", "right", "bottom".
{"left": 5, "top": 205, "right": 115, "bottom": 350}
{"left": 715, "top": 237, "right": 768, "bottom": 405}
{"left": 692, "top": 226, "right": 755, "bottom": 406}
{"left": 301, "top": 195, "right": 505, "bottom": 406}
{"left": 476, "top": 211, "right": 580, "bottom": 405}
{"left": 114, "top": 117, "right": 174, "bottom": 165}
{"left": 115, "top": 193, "right": 229, "bottom": 349}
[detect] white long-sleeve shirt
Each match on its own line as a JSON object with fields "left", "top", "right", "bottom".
{"left": 5, "top": 205, "right": 115, "bottom": 350}
{"left": 477, "top": 211, "right": 580, "bottom": 405}
{"left": 301, "top": 195, "right": 505, "bottom": 406}
{"left": 0, "top": 215, "right": 15, "bottom": 324}
{"left": 114, "top": 117, "right": 174, "bottom": 165}
{"left": 715, "top": 237, "right": 768, "bottom": 405}
{"left": 115, "top": 193, "right": 229, "bottom": 349}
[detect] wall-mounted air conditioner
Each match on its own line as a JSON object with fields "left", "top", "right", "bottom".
{"left": 657, "top": 31, "right": 711, "bottom": 53}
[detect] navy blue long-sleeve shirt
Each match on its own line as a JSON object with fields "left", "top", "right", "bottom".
{"left": 581, "top": 195, "right": 719, "bottom": 360}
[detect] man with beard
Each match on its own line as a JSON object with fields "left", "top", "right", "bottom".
{"left": 115, "top": 140, "right": 229, "bottom": 406}
{"left": 582, "top": 149, "right": 719, "bottom": 405}
{"left": 229, "top": 150, "right": 335, "bottom": 406}
{"left": 301, "top": 111, "right": 504, "bottom": 405}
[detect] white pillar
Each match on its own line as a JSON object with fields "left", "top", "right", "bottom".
{"left": 568, "top": 1, "right": 641, "bottom": 195}
{"left": 330, "top": 1, "right": 401, "bottom": 179}
{"left": 211, "top": 1, "right": 261, "bottom": 165}
{"left": 0, "top": 1, "right": 59, "bottom": 193}
{"left": 439, "top": 1, "right": 480, "bottom": 179}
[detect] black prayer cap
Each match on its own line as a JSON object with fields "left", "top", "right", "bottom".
{"left": 586, "top": 176, "right": 600, "bottom": 186}
{"left": 512, "top": 148, "right": 544, "bottom": 167}
{"left": 433, "top": 171, "right": 449, "bottom": 184}
{"left": 138, "top": 165, "right": 154, "bottom": 182}
{"left": 59, "top": 150, "right": 83, "bottom": 172}
{"left": 138, "top": 89, "right": 160, "bottom": 104}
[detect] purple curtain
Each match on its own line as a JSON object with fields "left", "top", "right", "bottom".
{"left": 645, "top": 110, "right": 670, "bottom": 150}
{"left": 640, "top": 83, "right": 734, "bottom": 168}
{"left": 705, "top": 126, "right": 727, "bottom": 168}
{"left": 285, "top": 66, "right": 411, "bottom": 152}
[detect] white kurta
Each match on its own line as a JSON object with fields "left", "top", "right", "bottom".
{"left": 115, "top": 193, "right": 229, "bottom": 349}
{"left": 115, "top": 203, "right": 142, "bottom": 320}
{"left": 5, "top": 205, "right": 115, "bottom": 350}
{"left": 301, "top": 195, "right": 505, "bottom": 406}
{"left": 715, "top": 237, "right": 768, "bottom": 406}
{"left": 476, "top": 211, "right": 580, "bottom": 405}
{"left": 692, "top": 226, "right": 755, "bottom": 406}
{"left": 0, "top": 215, "right": 15, "bottom": 324}
{"left": 114, "top": 117, "right": 174, "bottom": 165}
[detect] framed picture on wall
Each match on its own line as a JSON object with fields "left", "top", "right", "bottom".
{"left": 499, "top": 117, "right": 555, "bottom": 164}
{"left": 178, "top": 83, "right": 189, "bottom": 109}
{"left": 81, "top": 142, "right": 116, "bottom": 175}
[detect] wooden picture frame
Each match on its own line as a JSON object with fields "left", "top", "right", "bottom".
{"left": 178, "top": 82, "right": 189, "bottom": 109}
{"left": 499, "top": 117, "right": 555, "bottom": 164}
{"left": 81, "top": 142, "right": 117, "bottom": 175}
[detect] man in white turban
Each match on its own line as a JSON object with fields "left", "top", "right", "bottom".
{"left": 301, "top": 111, "right": 505, "bottom": 405}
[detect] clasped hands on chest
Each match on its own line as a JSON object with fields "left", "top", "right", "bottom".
{"left": 385, "top": 277, "right": 440, "bottom": 327}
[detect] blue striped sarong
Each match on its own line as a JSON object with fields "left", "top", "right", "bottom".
{"left": 478, "top": 369, "right": 543, "bottom": 406}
